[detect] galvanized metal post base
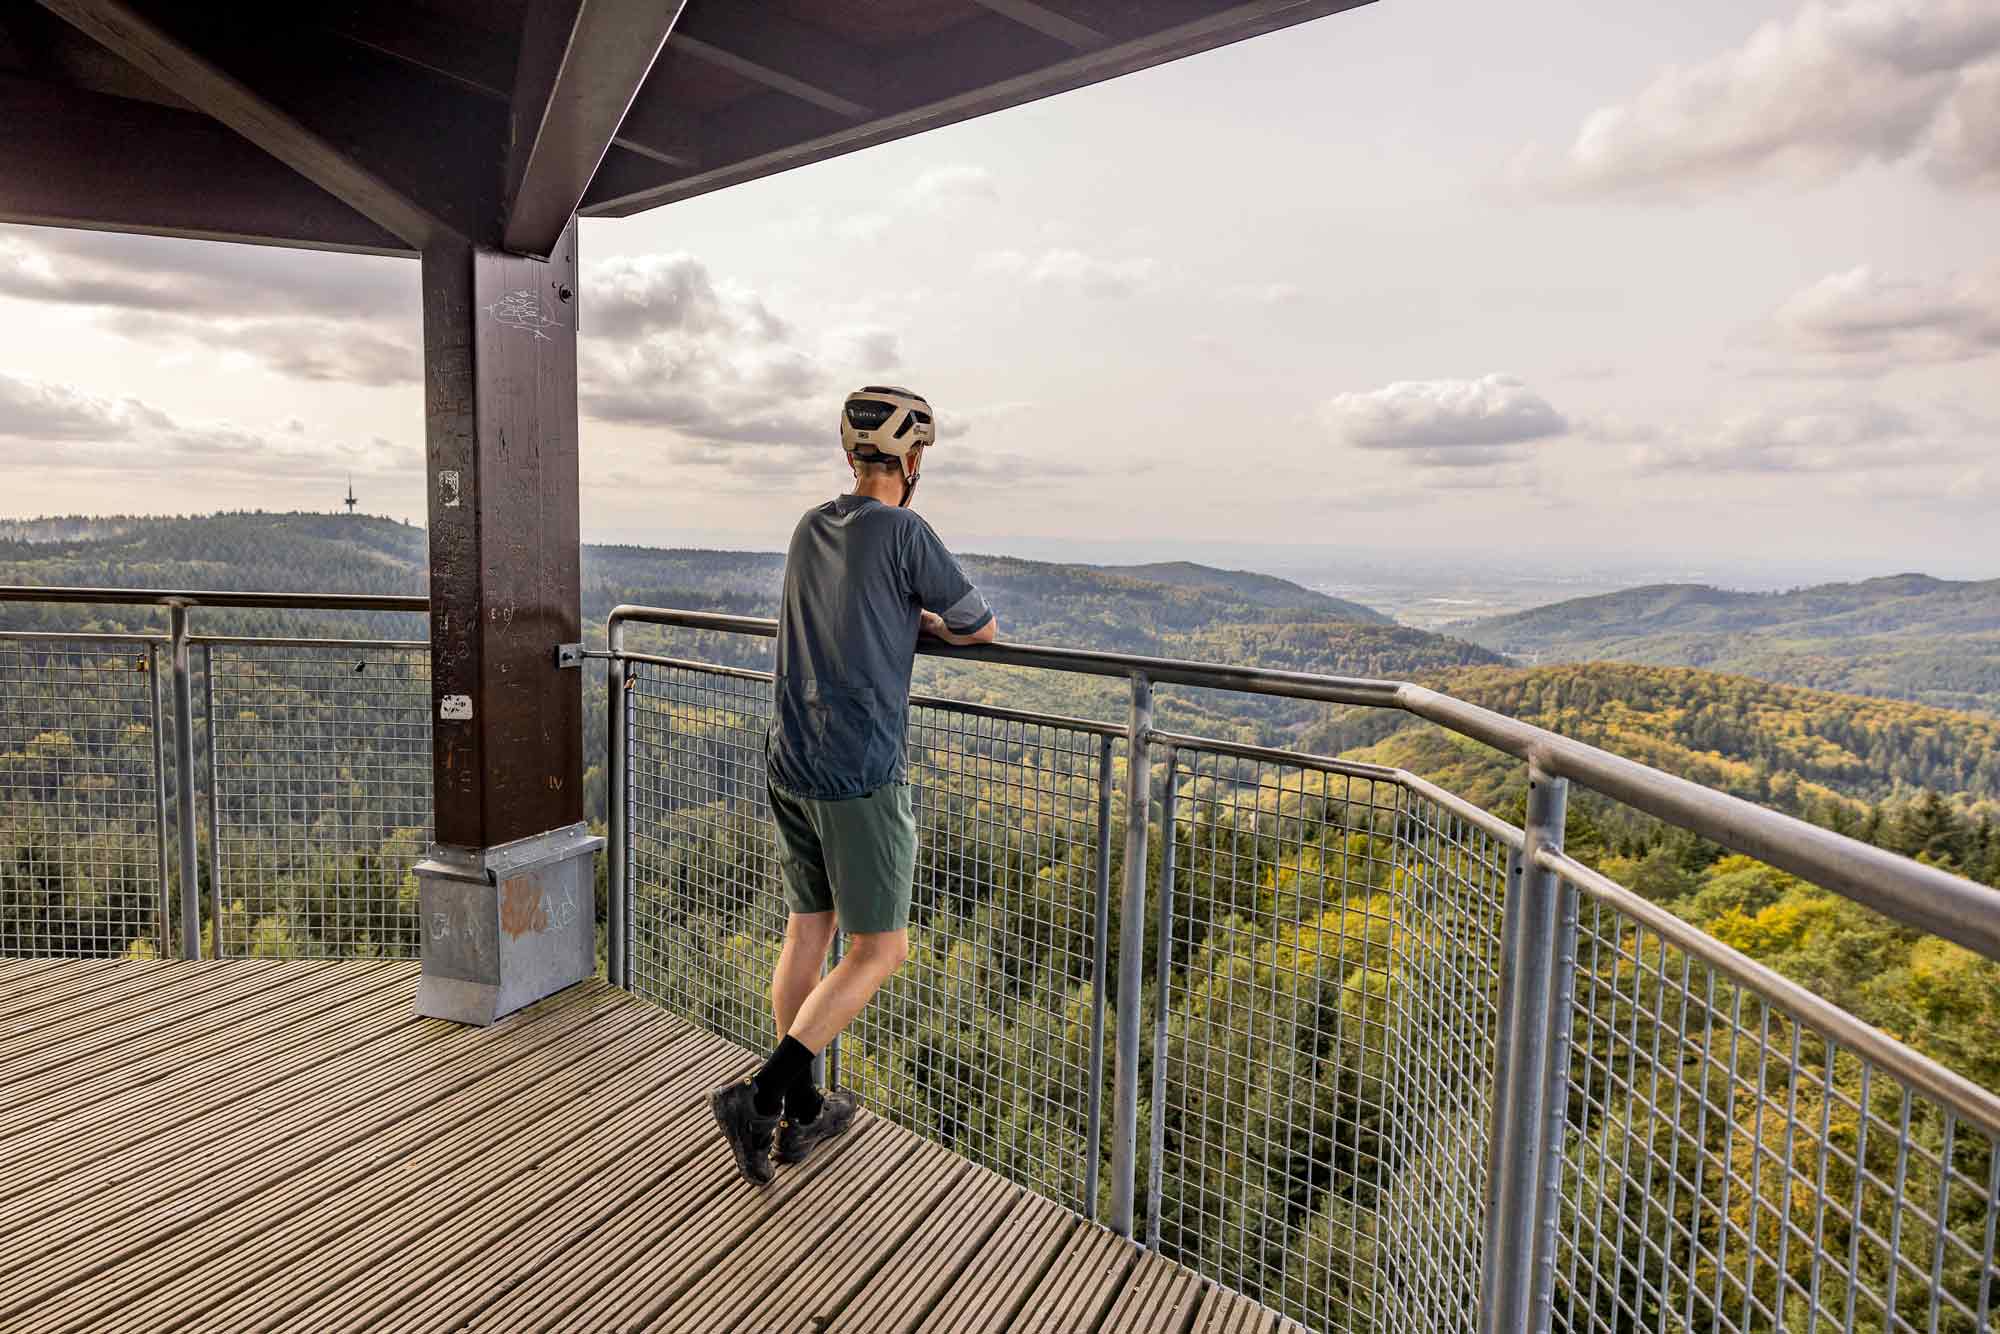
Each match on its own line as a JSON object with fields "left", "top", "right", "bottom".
{"left": 414, "top": 822, "right": 603, "bottom": 1026}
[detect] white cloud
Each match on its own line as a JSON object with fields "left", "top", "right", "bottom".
{"left": 0, "top": 230, "right": 420, "bottom": 385}
{"left": 978, "top": 248, "right": 1162, "bottom": 297}
{"left": 901, "top": 165, "right": 998, "bottom": 212}
{"left": 580, "top": 253, "right": 906, "bottom": 455}
{"left": 1632, "top": 400, "right": 1936, "bottom": 473}
{"left": 0, "top": 373, "right": 171, "bottom": 442}
{"left": 1519, "top": 0, "right": 2000, "bottom": 196}
{"left": 1319, "top": 374, "right": 1570, "bottom": 450}
{"left": 1770, "top": 264, "right": 2000, "bottom": 371}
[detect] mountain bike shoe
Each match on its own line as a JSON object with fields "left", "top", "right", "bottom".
{"left": 711, "top": 1080, "right": 780, "bottom": 1186}
{"left": 773, "top": 1089, "right": 860, "bottom": 1166}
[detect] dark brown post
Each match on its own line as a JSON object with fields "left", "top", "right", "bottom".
{"left": 413, "top": 219, "right": 601, "bottom": 1024}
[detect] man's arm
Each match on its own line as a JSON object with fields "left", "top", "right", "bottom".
{"left": 921, "top": 609, "right": 997, "bottom": 646}
{"left": 905, "top": 516, "right": 996, "bottom": 645}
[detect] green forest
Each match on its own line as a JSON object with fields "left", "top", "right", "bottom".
{"left": 1459, "top": 574, "right": 2000, "bottom": 716}
{"left": 4, "top": 512, "right": 1998, "bottom": 1331}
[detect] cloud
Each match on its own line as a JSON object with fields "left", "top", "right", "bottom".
{"left": 1769, "top": 264, "right": 2000, "bottom": 372}
{"left": 901, "top": 165, "right": 998, "bottom": 212}
{"left": 1320, "top": 375, "right": 1570, "bottom": 451}
{"left": 978, "top": 248, "right": 1162, "bottom": 297}
{"left": 1518, "top": 0, "right": 2000, "bottom": 196}
{"left": 580, "top": 252, "right": 875, "bottom": 454}
{"left": 1633, "top": 400, "right": 1929, "bottom": 473}
{"left": 0, "top": 370, "right": 411, "bottom": 487}
{"left": 0, "top": 372, "right": 171, "bottom": 442}
{"left": 0, "top": 228, "right": 420, "bottom": 384}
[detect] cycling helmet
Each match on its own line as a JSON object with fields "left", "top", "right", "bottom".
{"left": 841, "top": 386, "right": 934, "bottom": 463}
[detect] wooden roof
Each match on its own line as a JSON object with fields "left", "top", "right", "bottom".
{"left": 0, "top": 0, "right": 1371, "bottom": 259}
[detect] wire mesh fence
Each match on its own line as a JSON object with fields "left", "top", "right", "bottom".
{"left": 0, "top": 635, "right": 167, "bottom": 958}
{"left": 1149, "top": 743, "right": 1511, "bottom": 1334}
{"left": 206, "top": 641, "right": 430, "bottom": 958}
{"left": 1550, "top": 865, "right": 2000, "bottom": 1334}
{"left": 624, "top": 656, "right": 1116, "bottom": 1214}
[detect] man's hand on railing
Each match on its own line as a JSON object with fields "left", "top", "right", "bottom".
{"left": 920, "top": 610, "right": 997, "bottom": 647}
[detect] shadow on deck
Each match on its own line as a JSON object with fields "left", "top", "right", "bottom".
{"left": 0, "top": 959, "right": 1298, "bottom": 1333}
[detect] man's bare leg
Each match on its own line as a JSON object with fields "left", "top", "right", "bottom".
{"left": 785, "top": 928, "right": 908, "bottom": 1053}
{"left": 772, "top": 910, "right": 838, "bottom": 1039}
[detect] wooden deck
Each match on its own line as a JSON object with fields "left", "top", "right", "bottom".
{"left": 0, "top": 958, "right": 1299, "bottom": 1333}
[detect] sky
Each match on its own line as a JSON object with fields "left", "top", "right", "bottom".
{"left": 1, "top": 0, "right": 1995, "bottom": 577}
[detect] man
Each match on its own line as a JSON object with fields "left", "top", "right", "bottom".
{"left": 710, "top": 385, "right": 997, "bottom": 1185}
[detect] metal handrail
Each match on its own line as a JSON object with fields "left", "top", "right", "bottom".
{"left": 607, "top": 603, "right": 2000, "bottom": 965}
{"left": 0, "top": 586, "right": 429, "bottom": 612}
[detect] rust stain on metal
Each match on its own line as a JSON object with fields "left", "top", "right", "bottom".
{"left": 499, "top": 876, "right": 548, "bottom": 938}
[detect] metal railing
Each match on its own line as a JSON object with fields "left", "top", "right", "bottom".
{"left": 0, "top": 588, "right": 429, "bottom": 960}
{"left": 5, "top": 587, "right": 1998, "bottom": 1332}
{"left": 605, "top": 605, "right": 2000, "bottom": 1334}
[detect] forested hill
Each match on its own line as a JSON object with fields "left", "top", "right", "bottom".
{"left": 0, "top": 512, "right": 1412, "bottom": 659}
{"left": 1101, "top": 562, "right": 1389, "bottom": 623}
{"left": 1456, "top": 574, "right": 2000, "bottom": 715}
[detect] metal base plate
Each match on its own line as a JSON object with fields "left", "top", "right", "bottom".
{"left": 414, "top": 822, "right": 603, "bottom": 1025}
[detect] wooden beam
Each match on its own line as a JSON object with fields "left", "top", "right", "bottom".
{"left": 0, "top": 75, "right": 411, "bottom": 256}
{"left": 671, "top": 2, "right": 878, "bottom": 120}
{"left": 36, "top": 0, "right": 496, "bottom": 249}
{"left": 584, "top": 0, "right": 1377, "bottom": 217}
{"left": 502, "top": 0, "right": 685, "bottom": 257}
{"left": 321, "top": 0, "right": 701, "bottom": 171}
{"left": 968, "top": 0, "right": 1109, "bottom": 51}
{"left": 421, "top": 225, "right": 584, "bottom": 848}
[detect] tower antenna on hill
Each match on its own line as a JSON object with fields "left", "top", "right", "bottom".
{"left": 343, "top": 475, "right": 358, "bottom": 517}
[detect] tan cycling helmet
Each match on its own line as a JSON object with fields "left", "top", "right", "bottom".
{"left": 841, "top": 386, "right": 934, "bottom": 461}
{"left": 842, "top": 386, "right": 934, "bottom": 506}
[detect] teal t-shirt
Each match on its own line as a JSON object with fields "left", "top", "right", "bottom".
{"left": 768, "top": 495, "right": 992, "bottom": 800}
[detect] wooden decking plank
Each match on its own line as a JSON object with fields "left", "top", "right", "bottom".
{"left": 0, "top": 958, "right": 110, "bottom": 1006}
{"left": 0, "top": 958, "right": 163, "bottom": 1018}
{"left": 147, "top": 1029, "right": 740, "bottom": 1333}
{"left": 0, "top": 987, "right": 635, "bottom": 1290}
{"left": 915, "top": 1189, "right": 1083, "bottom": 1333}
{"left": 0, "top": 960, "right": 404, "bottom": 1144}
{"left": 16, "top": 1005, "right": 692, "bottom": 1333}
{"left": 0, "top": 959, "right": 289, "bottom": 1064}
{"left": 0, "top": 977, "right": 614, "bottom": 1239}
{"left": 1101, "top": 1253, "right": 1207, "bottom": 1333}
{"left": 459, "top": 1106, "right": 878, "bottom": 1334}
{"left": 0, "top": 963, "right": 413, "bottom": 1155}
{"left": 0, "top": 983, "right": 440, "bottom": 1218}
{"left": 278, "top": 1039, "right": 755, "bottom": 1334}
{"left": 542, "top": 1117, "right": 914, "bottom": 1334}
{"left": 825, "top": 1162, "right": 1023, "bottom": 1333}
{"left": 1012, "top": 1217, "right": 1140, "bottom": 1334}
{"left": 0, "top": 963, "right": 1307, "bottom": 1334}
{"left": 1189, "top": 1284, "right": 1291, "bottom": 1334}
{"left": 694, "top": 1133, "right": 972, "bottom": 1334}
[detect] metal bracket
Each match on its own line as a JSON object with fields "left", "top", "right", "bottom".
{"left": 554, "top": 642, "right": 585, "bottom": 669}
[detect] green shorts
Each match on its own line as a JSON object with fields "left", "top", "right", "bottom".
{"left": 768, "top": 779, "right": 916, "bottom": 935}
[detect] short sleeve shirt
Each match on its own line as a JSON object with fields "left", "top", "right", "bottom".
{"left": 768, "top": 495, "right": 993, "bottom": 800}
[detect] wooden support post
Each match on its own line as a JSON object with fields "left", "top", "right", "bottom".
{"left": 413, "top": 219, "right": 600, "bottom": 1025}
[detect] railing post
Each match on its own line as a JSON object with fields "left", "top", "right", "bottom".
{"left": 167, "top": 603, "right": 201, "bottom": 959}
{"left": 1085, "top": 732, "right": 1116, "bottom": 1220}
{"left": 606, "top": 617, "right": 630, "bottom": 989}
{"left": 1108, "top": 672, "right": 1153, "bottom": 1237}
{"left": 1478, "top": 759, "right": 1572, "bottom": 1334}
{"left": 148, "top": 643, "right": 173, "bottom": 959}
{"left": 1146, "top": 741, "right": 1178, "bottom": 1249}
{"left": 201, "top": 645, "right": 223, "bottom": 959}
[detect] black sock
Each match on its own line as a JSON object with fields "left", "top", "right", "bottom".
{"left": 784, "top": 1077, "right": 824, "bottom": 1125}
{"left": 751, "top": 1035, "right": 814, "bottom": 1118}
